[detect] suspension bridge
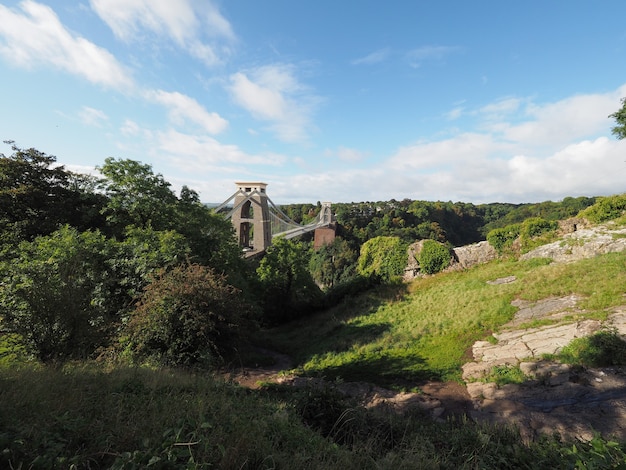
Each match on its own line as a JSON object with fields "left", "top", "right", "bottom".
{"left": 213, "top": 182, "right": 335, "bottom": 255}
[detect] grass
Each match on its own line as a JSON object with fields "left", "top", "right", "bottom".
{"left": 3, "top": 248, "right": 626, "bottom": 467}
{"left": 265, "top": 252, "right": 626, "bottom": 386}
{"left": 3, "top": 362, "right": 626, "bottom": 469}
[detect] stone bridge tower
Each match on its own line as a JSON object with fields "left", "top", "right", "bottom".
{"left": 231, "top": 182, "right": 272, "bottom": 252}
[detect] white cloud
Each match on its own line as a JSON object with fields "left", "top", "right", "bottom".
{"left": 275, "top": 85, "right": 626, "bottom": 204}
{"left": 405, "top": 45, "right": 459, "bottom": 68}
{"left": 79, "top": 106, "right": 108, "bottom": 127}
{"left": 145, "top": 89, "right": 228, "bottom": 134}
{"left": 90, "top": 0, "right": 234, "bottom": 66}
{"left": 229, "top": 64, "right": 319, "bottom": 142}
{"left": 156, "top": 129, "right": 287, "bottom": 168}
{"left": 325, "top": 146, "right": 366, "bottom": 162}
{"left": 388, "top": 133, "right": 511, "bottom": 171}
{"left": 0, "top": 1, "right": 133, "bottom": 89}
{"left": 501, "top": 92, "right": 621, "bottom": 147}
{"left": 445, "top": 107, "right": 464, "bottom": 121}
{"left": 351, "top": 48, "right": 391, "bottom": 65}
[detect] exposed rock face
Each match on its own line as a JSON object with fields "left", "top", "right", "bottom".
{"left": 464, "top": 294, "right": 626, "bottom": 441}
{"left": 404, "top": 239, "right": 498, "bottom": 281}
{"left": 520, "top": 224, "right": 626, "bottom": 263}
{"left": 448, "top": 240, "right": 498, "bottom": 271}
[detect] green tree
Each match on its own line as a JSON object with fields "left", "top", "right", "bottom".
{"left": 122, "top": 263, "right": 255, "bottom": 367}
{"left": 97, "top": 157, "right": 178, "bottom": 233}
{"left": 111, "top": 225, "right": 191, "bottom": 308}
{"left": 0, "top": 226, "right": 116, "bottom": 362}
{"left": 309, "top": 237, "right": 358, "bottom": 289}
{"left": 0, "top": 142, "right": 77, "bottom": 240}
{"left": 174, "top": 185, "right": 243, "bottom": 277}
{"left": 609, "top": 97, "right": 626, "bottom": 140}
{"left": 357, "top": 236, "right": 407, "bottom": 282}
{"left": 257, "top": 238, "right": 321, "bottom": 324}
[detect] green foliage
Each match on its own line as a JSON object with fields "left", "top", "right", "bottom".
{"left": 122, "top": 264, "right": 255, "bottom": 368}
{"left": 520, "top": 217, "right": 558, "bottom": 240}
{"left": 0, "top": 226, "right": 116, "bottom": 362}
{"left": 578, "top": 194, "right": 626, "bottom": 223}
{"left": 268, "top": 251, "right": 626, "bottom": 386}
{"left": 609, "top": 96, "right": 626, "bottom": 140}
{"left": 487, "top": 224, "right": 521, "bottom": 254}
{"left": 98, "top": 157, "right": 179, "bottom": 233}
{"left": 558, "top": 328, "right": 626, "bottom": 367}
{"left": 309, "top": 237, "right": 358, "bottom": 288}
{"left": 357, "top": 236, "right": 407, "bottom": 282}
{"left": 519, "top": 217, "right": 559, "bottom": 252}
{"left": 4, "top": 365, "right": 626, "bottom": 469}
{"left": 257, "top": 237, "right": 322, "bottom": 324}
{"left": 0, "top": 142, "right": 106, "bottom": 241}
{"left": 113, "top": 225, "right": 190, "bottom": 302}
{"left": 417, "top": 239, "right": 451, "bottom": 274}
{"left": 484, "top": 364, "right": 526, "bottom": 386}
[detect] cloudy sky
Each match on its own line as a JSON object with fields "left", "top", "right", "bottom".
{"left": 1, "top": 0, "right": 626, "bottom": 204}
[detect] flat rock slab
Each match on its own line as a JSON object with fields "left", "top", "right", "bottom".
{"left": 463, "top": 291, "right": 626, "bottom": 441}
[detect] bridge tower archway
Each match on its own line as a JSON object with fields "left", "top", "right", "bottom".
{"left": 231, "top": 182, "right": 272, "bottom": 252}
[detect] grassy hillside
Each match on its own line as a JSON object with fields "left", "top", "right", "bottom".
{"left": 4, "top": 216, "right": 626, "bottom": 467}
{"left": 265, "top": 251, "right": 626, "bottom": 386}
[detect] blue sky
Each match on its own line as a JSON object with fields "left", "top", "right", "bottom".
{"left": 1, "top": 1, "right": 626, "bottom": 205}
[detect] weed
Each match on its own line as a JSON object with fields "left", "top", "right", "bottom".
{"left": 484, "top": 364, "right": 526, "bottom": 386}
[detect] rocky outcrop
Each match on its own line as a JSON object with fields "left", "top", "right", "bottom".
{"left": 521, "top": 224, "right": 626, "bottom": 263}
{"left": 448, "top": 240, "right": 498, "bottom": 271}
{"left": 464, "top": 293, "right": 626, "bottom": 441}
{"left": 404, "top": 239, "right": 498, "bottom": 281}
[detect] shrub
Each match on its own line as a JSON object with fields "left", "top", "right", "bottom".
{"left": 578, "top": 194, "right": 626, "bottom": 223}
{"left": 122, "top": 263, "right": 256, "bottom": 368}
{"left": 487, "top": 224, "right": 520, "bottom": 254}
{"left": 0, "top": 226, "right": 115, "bottom": 363}
{"left": 357, "top": 236, "right": 408, "bottom": 282}
{"left": 417, "top": 240, "right": 451, "bottom": 275}
{"left": 520, "top": 217, "right": 558, "bottom": 240}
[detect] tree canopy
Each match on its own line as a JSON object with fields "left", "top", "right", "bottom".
{"left": 610, "top": 97, "right": 626, "bottom": 140}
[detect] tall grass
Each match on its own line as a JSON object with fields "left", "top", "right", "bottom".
{"left": 3, "top": 363, "right": 626, "bottom": 469}
{"left": 266, "top": 252, "right": 626, "bottom": 385}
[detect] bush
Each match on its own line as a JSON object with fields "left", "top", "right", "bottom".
{"left": 487, "top": 224, "right": 521, "bottom": 254}
{"left": 520, "top": 217, "right": 558, "bottom": 240}
{"left": 357, "top": 236, "right": 408, "bottom": 282}
{"left": 417, "top": 240, "right": 451, "bottom": 275}
{"left": 0, "top": 226, "right": 116, "bottom": 363}
{"left": 578, "top": 194, "right": 626, "bottom": 223}
{"left": 122, "top": 263, "right": 256, "bottom": 368}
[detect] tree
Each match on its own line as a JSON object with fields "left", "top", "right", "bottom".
{"left": 0, "top": 226, "right": 116, "bottom": 362}
{"left": 122, "top": 263, "right": 255, "bottom": 367}
{"left": 309, "top": 237, "right": 358, "bottom": 289}
{"left": 256, "top": 238, "right": 321, "bottom": 324}
{"left": 609, "top": 97, "right": 626, "bottom": 140}
{"left": 97, "top": 157, "right": 178, "bottom": 233}
{"left": 0, "top": 142, "right": 74, "bottom": 240}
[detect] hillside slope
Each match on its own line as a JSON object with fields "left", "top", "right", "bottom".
{"left": 257, "top": 220, "right": 626, "bottom": 441}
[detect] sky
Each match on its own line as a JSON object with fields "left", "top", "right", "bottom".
{"left": 1, "top": 1, "right": 626, "bottom": 205}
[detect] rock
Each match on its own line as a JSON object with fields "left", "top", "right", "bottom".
{"left": 466, "top": 381, "right": 488, "bottom": 399}
{"left": 487, "top": 275, "right": 517, "bottom": 285}
{"left": 448, "top": 241, "right": 498, "bottom": 271}
{"left": 519, "top": 362, "right": 537, "bottom": 376}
